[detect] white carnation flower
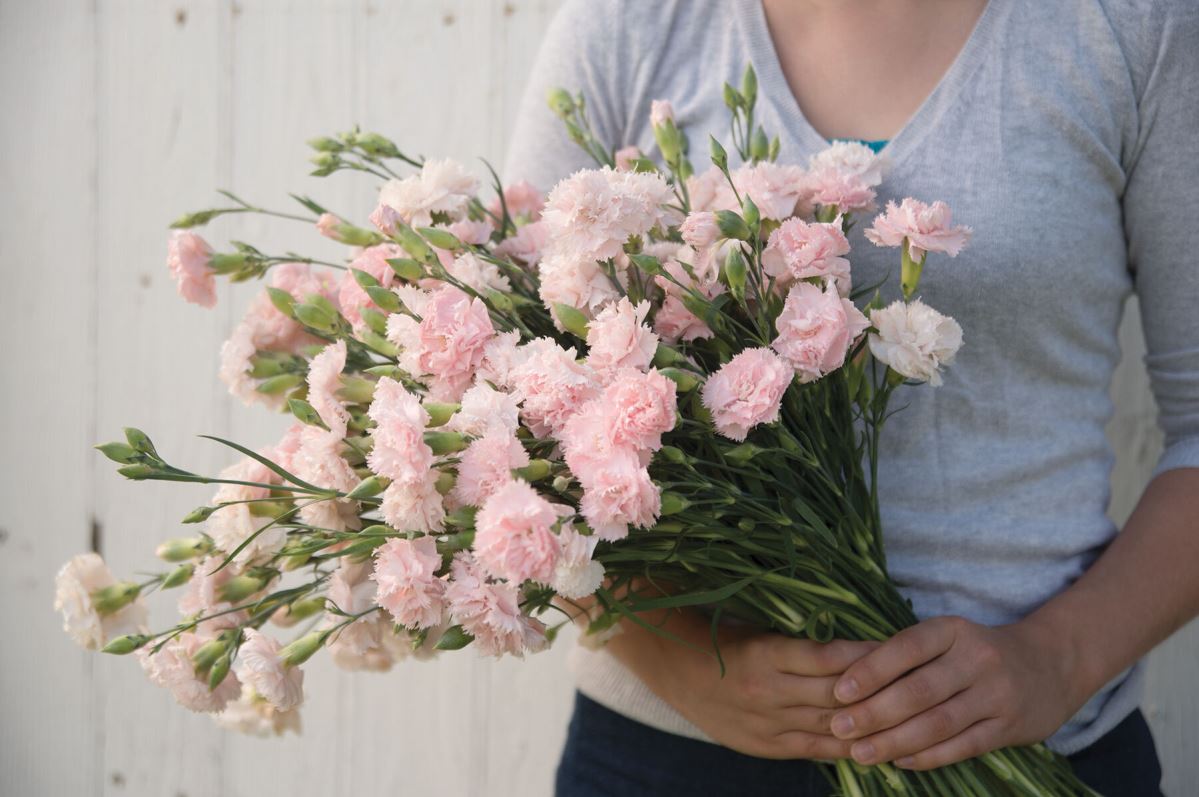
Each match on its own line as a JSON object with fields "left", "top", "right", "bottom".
{"left": 868, "top": 299, "right": 963, "bottom": 386}
{"left": 54, "top": 553, "right": 147, "bottom": 651}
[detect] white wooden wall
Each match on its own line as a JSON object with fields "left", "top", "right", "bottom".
{"left": 0, "top": 2, "right": 1193, "bottom": 795}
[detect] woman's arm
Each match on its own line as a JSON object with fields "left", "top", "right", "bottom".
{"left": 820, "top": 6, "right": 1199, "bottom": 768}
{"left": 823, "top": 468, "right": 1199, "bottom": 769}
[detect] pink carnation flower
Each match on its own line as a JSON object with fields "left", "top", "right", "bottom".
{"left": 805, "top": 168, "right": 877, "bottom": 216}
{"left": 601, "top": 368, "right": 678, "bottom": 452}
{"left": 762, "top": 218, "right": 853, "bottom": 295}
{"left": 178, "top": 556, "right": 250, "bottom": 636}
{"left": 475, "top": 330, "right": 523, "bottom": 389}
{"left": 731, "top": 162, "right": 809, "bottom": 221}
{"left": 686, "top": 167, "right": 738, "bottom": 213}
{"left": 613, "top": 146, "right": 643, "bottom": 172}
{"left": 701, "top": 347, "right": 793, "bottom": 441}
{"left": 585, "top": 298, "right": 659, "bottom": 376}
{"left": 234, "top": 628, "right": 304, "bottom": 711}
{"left": 488, "top": 180, "right": 544, "bottom": 222}
{"left": 445, "top": 553, "right": 549, "bottom": 658}
{"left": 771, "top": 282, "right": 870, "bottom": 383}
{"left": 375, "top": 158, "right": 479, "bottom": 227}
{"left": 541, "top": 167, "right": 674, "bottom": 263}
{"left": 447, "top": 218, "right": 495, "bottom": 246}
{"left": 493, "top": 220, "right": 549, "bottom": 268}
{"left": 679, "top": 211, "right": 720, "bottom": 250}
{"left": 325, "top": 561, "right": 399, "bottom": 671}
{"left": 551, "top": 525, "right": 604, "bottom": 600}
{"left": 213, "top": 683, "right": 302, "bottom": 736}
{"left": 452, "top": 432, "right": 529, "bottom": 508}
{"left": 864, "top": 198, "right": 972, "bottom": 261}
{"left": 316, "top": 212, "right": 340, "bottom": 239}
{"left": 140, "top": 631, "right": 242, "bottom": 712}
{"left": 577, "top": 447, "right": 660, "bottom": 542}
{"left": 292, "top": 427, "right": 362, "bottom": 532}
{"left": 447, "top": 382, "right": 520, "bottom": 437}
{"left": 54, "top": 553, "right": 148, "bottom": 651}
{"left": 367, "top": 377, "right": 433, "bottom": 485}
{"left": 338, "top": 243, "right": 402, "bottom": 328}
{"left": 380, "top": 471, "right": 446, "bottom": 534}
{"left": 389, "top": 286, "right": 495, "bottom": 402}
{"left": 650, "top": 99, "right": 675, "bottom": 127}
{"left": 474, "top": 480, "right": 566, "bottom": 585}
{"left": 372, "top": 536, "right": 446, "bottom": 629}
{"left": 446, "top": 251, "right": 510, "bottom": 293}
{"left": 809, "top": 141, "right": 886, "bottom": 187}
{"left": 537, "top": 251, "right": 622, "bottom": 325}
{"left": 207, "top": 456, "right": 286, "bottom": 565}
{"left": 508, "top": 338, "right": 601, "bottom": 438}
{"left": 306, "top": 340, "right": 350, "bottom": 437}
{"left": 167, "top": 230, "right": 217, "bottom": 308}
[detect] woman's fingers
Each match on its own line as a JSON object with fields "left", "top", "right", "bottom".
{"left": 774, "top": 637, "right": 880, "bottom": 677}
{"left": 844, "top": 693, "right": 986, "bottom": 765}
{"left": 893, "top": 717, "right": 1006, "bottom": 770}
{"left": 769, "top": 729, "right": 855, "bottom": 761}
{"left": 829, "top": 656, "right": 972, "bottom": 739}
{"left": 834, "top": 617, "right": 963, "bottom": 703}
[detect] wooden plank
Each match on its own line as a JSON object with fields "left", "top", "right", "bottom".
{"left": 0, "top": 3, "right": 99, "bottom": 795}
{"left": 91, "top": 3, "right": 236, "bottom": 796}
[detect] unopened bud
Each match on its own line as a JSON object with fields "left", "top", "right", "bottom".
{"left": 91, "top": 582, "right": 140, "bottom": 615}
{"left": 659, "top": 446, "right": 687, "bottom": 464}
{"left": 266, "top": 287, "right": 297, "bottom": 318}
{"left": 423, "top": 402, "right": 460, "bottom": 428}
{"left": 279, "top": 630, "right": 327, "bottom": 667}
{"left": 714, "top": 210, "right": 751, "bottom": 241}
{"left": 741, "top": 195, "right": 761, "bottom": 229}
{"left": 659, "top": 493, "right": 691, "bottom": 516}
{"left": 191, "top": 635, "right": 230, "bottom": 674}
{"left": 337, "top": 376, "right": 376, "bottom": 405}
{"left": 117, "top": 463, "right": 156, "bottom": 480}
{"left": 218, "top": 573, "right": 269, "bottom": 603}
{"left": 553, "top": 303, "right": 590, "bottom": 339}
{"left": 659, "top": 368, "right": 700, "bottom": 393}
{"left": 161, "top": 563, "right": 195, "bottom": 589}
{"left": 722, "top": 247, "right": 748, "bottom": 303}
{"left": 628, "top": 253, "right": 664, "bottom": 276}
{"left": 515, "top": 459, "right": 552, "bottom": 482}
{"left": 552, "top": 475, "right": 572, "bottom": 493}
{"left": 418, "top": 226, "right": 463, "bottom": 251}
{"left": 546, "top": 87, "right": 575, "bottom": 118}
{"left": 424, "top": 431, "right": 468, "bottom": 455}
{"left": 181, "top": 505, "right": 217, "bottom": 524}
{"left": 434, "top": 471, "right": 456, "bottom": 496}
{"left": 725, "top": 442, "right": 764, "bottom": 464}
{"left": 95, "top": 442, "right": 141, "bottom": 464}
{"left": 346, "top": 475, "right": 389, "bottom": 500}
{"left": 156, "top": 536, "right": 210, "bottom": 561}
{"left": 386, "top": 257, "right": 424, "bottom": 282}
{"left": 101, "top": 634, "right": 151, "bottom": 655}
{"left": 124, "top": 427, "right": 157, "bottom": 456}
{"left": 288, "top": 398, "right": 327, "bottom": 429}
{"left": 256, "top": 373, "right": 304, "bottom": 396}
{"left": 709, "top": 135, "right": 729, "bottom": 170}
{"left": 207, "top": 652, "right": 232, "bottom": 690}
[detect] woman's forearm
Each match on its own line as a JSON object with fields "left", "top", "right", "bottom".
{"left": 1024, "top": 466, "right": 1199, "bottom": 708}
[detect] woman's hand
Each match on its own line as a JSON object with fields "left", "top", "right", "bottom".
{"left": 605, "top": 610, "right": 877, "bottom": 760}
{"left": 827, "top": 615, "right": 1087, "bottom": 769}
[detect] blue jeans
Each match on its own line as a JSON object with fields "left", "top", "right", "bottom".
{"left": 555, "top": 692, "right": 1164, "bottom": 796}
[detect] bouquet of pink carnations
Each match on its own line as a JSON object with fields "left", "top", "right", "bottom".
{"left": 55, "top": 67, "right": 1092, "bottom": 796}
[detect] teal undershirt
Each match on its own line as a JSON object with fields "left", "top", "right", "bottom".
{"left": 835, "top": 137, "right": 888, "bottom": 153}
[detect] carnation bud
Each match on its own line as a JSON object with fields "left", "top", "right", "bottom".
{"left": 515, "top": 459, "right": 552, "bottom": 482}
{"left": 293, "top": 301, "right": 339, "bottom": 333}
{"left": 91, "top": 582, "right": 141, "bottom": 615}
{"left": 749, "top": 126, "right": 770, "bottom": 162}
{"left": 552, "top": 303, "right": 590, "bottom": 339}
{"left": 337, "top": 376, "right": 376, "bottom": 405}
{"left": 418, "top": 226, "right": 463, "bottom": 251}
{"left": 272, "top": 597, "right": 327, "bottom": 627}
{"left": 722, "top": 82, "right": 740, "bottom": 111}
{"left": 117, "top": 463, "right": 156, "bottom": 480}
{"left": 181, "top": 504, "right": 218, "bottom": 524}
{"left": 360, "top": 307, "right": 388, "bottom": 335}
{"left": 308, "top": 135, "right": 343, "bottom": 152}
{"left": 434, "top": 471, "right": 456, "bottom": 496}
{"left": 658, "top": 368, "right": 700, "bottom": 393}
{"left": 722, "top": 248, "right": 748, "bottom": 304}
{"left": 900, "top": 239, "right": 925, "bottom": 300}
{"left": 552, "top": 475, "right": 572, "bottom": 493}
{"left": 208, "top": 652, "right": 233, "bottom": 690}
{"left": 279, "top": 630, "right": 327, "bottom": 667}
{"left": 266, "top": 286, "right": 297, "bottom": 318}
{"left": 652, "top": 345, "right": 686, "bottom": 368}
{"left": 424, "top": 431, "right": 468, "bottom": 455}
{"left": 101, "top": 634, "right": 151, "bottom": 655}
{"left": 124, "top": 427, "right": 158, "bottom": 457}
{"left": 360, "top": 524, "right": 394, "bottom": 536}
{"left": 394, "top": 222, "right": 436, "bottom": 263}
{"left": 659, "top": 493, "right": 691, "bottom": 516}
{"left": 364, "top": 285, "right": 403, "bottom": 314}
{"left": 740, "top": 195, "right": 761, "bottom": 230}
{"left": 191, "top": 635, "right": 231, "bottom": 674}
{"left": 346, "top": 475, "right": 389, "bottom": 500}
{"left": 546, "top": 88, "right": 575, "bottom": 118}
{"left": 659, "top": 446, "right": 688, "bottom": 464}
{"left": 359, "top": 329, "right": 399, "bottom": 358}
{"left": 725, "top": 443, "right": 764, "bottom": 464}
{"left": 156, "top": 535, "right": 210, "bottom": 561}
{"left": 218, "top": 573, "right": 270, "bottom": 603}
{"left": 288, "top": 398, "right": 327, "bottom": 429}
{"left": 741, "top": 64, "right": 758, "bottom": 111}
{"left": 95, "top": 442, "right": 141, "bottom": 464}
{"left": 161, "top": 563, "right": 195, "bottom": 589}
{"left": 768, "top": 135, "right": 781, "bottom": 162}
{"left": 628, "top": 253, "right": 664, "bottom": 276}
{"left": 364, "top": 364, "right": 407, "bottom": 381}
{"left": 256, "top": 373, "right": 304, "bottom": 396}
{"left": 386, "top": 257, "right": 424, "bottom": 281}
{"left": 709, "top": 135, "right": 729, "bottom": 170}
{"left": 169, "top": 209, "right": 225, "bottom": 229}
{"left": 738, "top": 518, "right": 756, "bottom": 532}
{"left": 356, "top": 132, "right": 401, "bottom": 158}
{"left": 423, "top": 402, "right": 460, "bottom": 428}
{"left": 714, "top": 210, "right": 751, "bottom": 241}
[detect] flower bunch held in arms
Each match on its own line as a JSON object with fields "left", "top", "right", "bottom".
{"left": 57, "top": 65, "right": 1094, "bottom": 796}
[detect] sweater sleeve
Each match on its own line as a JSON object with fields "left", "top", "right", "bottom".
{"left": 1120, "top": 6, "right": 1199, "bottom": 478}
{"left": 502, "top": 0, "right": 630, "bottom": 192}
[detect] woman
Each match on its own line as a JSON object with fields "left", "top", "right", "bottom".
{"left": 504, "top": 1, "right": 1198, "bottom": 794}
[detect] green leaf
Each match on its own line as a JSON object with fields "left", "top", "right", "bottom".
{"left": 434, "top": 625, "right": 474, "bottom": 651}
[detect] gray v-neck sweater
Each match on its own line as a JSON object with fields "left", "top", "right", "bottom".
{"left": 503, "top": 0, "right": 1199, "bottom": 754}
